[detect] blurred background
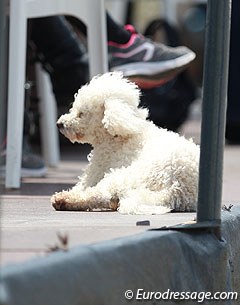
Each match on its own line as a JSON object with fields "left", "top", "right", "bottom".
{"left": 27, "top": 0, "right": 207, "bottom": 144}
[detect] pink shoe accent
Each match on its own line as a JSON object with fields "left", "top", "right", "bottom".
{"left": 110, "top": 40, "right": 155, "bottom": 60}
{"left": 108, "top": 33, "right": 138, "bottom": 48}
{"left": 124, "top": 24, "right": 136, "bottom": 33}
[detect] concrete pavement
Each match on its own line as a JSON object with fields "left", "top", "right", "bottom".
{"left": 1, "top": 109, "right": 240, "bottom": 267}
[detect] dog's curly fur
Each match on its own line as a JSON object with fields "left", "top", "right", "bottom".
{"left": 51, "top": 72, "right": 199, "bottom": 214}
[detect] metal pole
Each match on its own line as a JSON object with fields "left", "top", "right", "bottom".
{"left": 197, "top": 0, "right": 232, "bottom": 226}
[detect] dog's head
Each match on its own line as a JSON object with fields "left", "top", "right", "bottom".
{"left": 57, "top": 72, "right": 149, "bottom": 144}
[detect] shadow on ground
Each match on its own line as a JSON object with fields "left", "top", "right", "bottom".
{"left": 3, "top": 183, "right": 73, "bottom": 196}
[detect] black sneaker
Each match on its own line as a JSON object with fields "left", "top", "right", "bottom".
{"left": 108, "top": 25, "right": 196, "bottom": 89}
{"left": 225, "top": 123, "right": 240, "bottom": 144}
{"left": 0, "top": 137, "right": 47, "bottom": 178}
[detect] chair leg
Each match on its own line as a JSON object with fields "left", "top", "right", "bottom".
{"left": 6, "top": 0, "right": 27, "bottom": 188}
{"left": 35, "top": 64, "right": 60, "bottom": 167}
{"left": 0, "top": 0, "right": 7, "bottom": 149}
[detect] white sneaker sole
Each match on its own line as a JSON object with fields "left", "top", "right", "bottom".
{"left": 111, "top": 52, "right": 196, "bottom": 77}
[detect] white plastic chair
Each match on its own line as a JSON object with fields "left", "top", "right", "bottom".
{"left": 6, "top": 0, "right": 108, "bottom": 188}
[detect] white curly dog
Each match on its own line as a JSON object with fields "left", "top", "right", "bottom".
{"left": 51, "top": 72, "right": 199, "bottom": 214}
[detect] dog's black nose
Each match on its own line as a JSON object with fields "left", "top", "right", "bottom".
{"left": 57, "top": 122, "right": 64, "bottom": 129}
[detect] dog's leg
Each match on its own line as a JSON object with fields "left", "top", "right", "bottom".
{"left": 51, "top": 189, "right": 119, "bottom": 211}
{"left": 117, "top": 186, "right": 197, "bottom": 214}
{"left": 117, "top": 188, "right": 172, "bottom": 214}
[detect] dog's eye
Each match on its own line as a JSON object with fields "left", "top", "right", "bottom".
{"left": 78, "top": 112, "right": 83, "bottom": 118}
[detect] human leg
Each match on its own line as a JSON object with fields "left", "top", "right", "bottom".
{"left": 30, "top": 16, "right": 89, "bottom": 107}
{"left": 226, "top": 0, "right": 240, "bottom": 144}
{"left": 107, "top": 14, "right": 196, "bottom": 89}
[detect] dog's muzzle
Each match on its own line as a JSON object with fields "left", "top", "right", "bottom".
{"left": 56, "top": 122, "right": 85, "bottom": 143}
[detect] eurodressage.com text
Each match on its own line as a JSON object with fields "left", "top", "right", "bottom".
{"left": 124, "top": 288, "right": 238, "bottom": 303}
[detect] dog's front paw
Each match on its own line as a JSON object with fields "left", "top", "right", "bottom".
{"left": 51, "top": 191, "right": 84, "bottom": 211}
{"left": 51, "top": 191, "right": 70, "bottom": 210}
{"left": 51, "top": 190, "right": 91, "bottom": 211}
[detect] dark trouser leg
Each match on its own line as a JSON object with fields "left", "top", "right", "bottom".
{"left": 226, "top": 0, "right": 240, "bottom": 142}
{"left": 30, "top": 16, "right": 89, "bottom": 106}
{"left": 106, "top": 13, "right": 131, "bottom": 43}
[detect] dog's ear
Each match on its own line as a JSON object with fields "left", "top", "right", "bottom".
{"left": 102, "top": 98, "right": 148, "bottom": 137}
